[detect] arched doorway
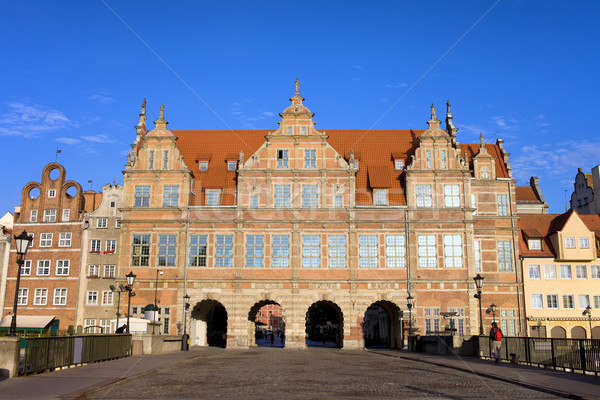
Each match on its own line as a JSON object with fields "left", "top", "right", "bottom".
{"left": 362, "top": 301, "right": 402, "bottom": 349}
{"left": 305, "top": 301, "right": 343, "bottom": 348}
{"left": 592, "top": 326, "right": 600, "bottom": 339}
{"left": 190, "top": 300, "right": 228, "bottom": 347}
{"left": 571, "top": 326, "right": 587, "bottom": 339}
{"left": 248, "top": 300, "right": 285, "bottom": 347}
{"left": 551, "top": 326, "right": 566, "bottom": 338}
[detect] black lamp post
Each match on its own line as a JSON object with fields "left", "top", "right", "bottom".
{"left": 490, "top": 303, "right": 497, "bottom": 324}
{"left": 406, "top": 293, "right": 414, "bottom": 336}
{"left": 473, "top": 274, "right": 484, "bottom": 335}
{"left": 182, "top": 294, "right": 190, "bottom": 351}
{"left": 125, "top": 271, "right": 136, "bottom": 334}
{"left": 110, "top": 284, "right": 126, "bottom": 333}
{"left": 583, "top": 306, "right": 592, "bottom": 338}
{"left": 152, "top": 269, "right": 163, "bottom": 335}
{"left": 9, "top": 231, "right": 33, "bottom": 337}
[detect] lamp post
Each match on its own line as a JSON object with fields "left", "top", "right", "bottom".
{"left": 182, "top": 294, "right": 190, "bottom": 351}
{"left": 490, "top": 303, "right": 497, "bottom": 324}
{"left": 125, "top": 271, "right": 136, "bottom": 334}
{"left": 583, "top": 306, "right": 592, "bottom": 338}
{"left": 406, "top": 293, "right": 414, "bottom": 336}
{"left": 473, "top": 274, "right": 484, "bottom": 335}
{"left": 110, "top": 284, "right": 126, "bottom": 333}
{"left": 9, "top": 231, "right": 33, "bottom": 337}
{"left": 152, "top": 269, "right": 163, "bottom": 335}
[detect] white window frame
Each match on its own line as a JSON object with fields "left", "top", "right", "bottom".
{"left": 97, "top": 218, "right": 107, "bottom": 228}
{"left": 497, "top": 194, "right": 508, "bottom": 216}
{"left": 528, "top": 264, "right": 541, "bottom": 279}
{"left": 48, "top": 189, "right": 56, "bottom": 198}
{"left": 474, "top": 240, "right": 481, "bottom": 271}
{"left": 245, "top": 235, "right": 264, "bottom": 268}
{"left": 375, "top": 190, "right": 387, "bottom": 206}
{"left": 529, "top": 239, "right": 541, "bottom": 250}
{"left": 104, "top": 264, "right": 115, "bottom": 278}
{"left": 228, "top": 160, "right": 237, "bottom": 171}
{"left": 302, "top": 184, "right": 318, "bottom": 208}
{"left": 498, "top": 240, "right": 513, "bottom": 272}
{"left": 56, "top": 260, "right": 69, "bottom": 276}
{"left": 327, "top": 235, "right": 346, "bottom": 268}
{"left": 134, "top": 185, "right": 150, "bottom": 207}
{"left": 592, "top": 265, "right": 600, "bottom": 279}
{"left": 544, "top": 264, "right": 557, "bottom": 279}
{"left": 302, "top": 235, "right": 320, "bottom": 268}
{"left": 440, "top": 149, "right": 447, "bottom": 168}
{"left": 578, "top": 294, "right": 590, "bottom": 309}
{"left": 274, "top": 184, "right": 290, "bottom": 208}
{"left": 62, "top": 208, "right": 70, "bottom": 222}
{"left": 575, "top": 265, "right": 588, "bottom": 279}
{"left": 334, "top": 195, "right": 343, "bottom": 208}
{"left": 189, "top": 235, "right": 208, "bottom": 267}
{"left": 102, "top": 291, "right": 114, "bottom": 306}
{"left": 53, "top": 288, "right": 67, "bottom": 305}
{"left": 531, "top": 294, "right": 543, "bottom": 309}
{"left": 90, "top": 239, "right": 101, "bottom": 252}
{"left": 199, "top": 161, "right": 208, "bottom": 171}
{"left": 443, "top": 235, "right": 462, "bottom": 268}
{"left": 59, "top": 232, "right": 72, "bottom": 247}
{"left": 87, "top": 290, "right": 98, "bottom": 305}
{"left": 444, "top": 185, "right": 460, "bottom": 207}
{"left": 105, "top": 240, "right": 117, "bottom": 252}
{"left": 579, "top": 237, "right": 590, "bottom": 249}
{"left": 88, "top": 264, "right": 100, "bottom": 278}
{"left": 359, "top": 235, "right": 378, "bottom": 268}
{"left": 30, "top": 209, "right": 38, "bottom": 222}
{"left": 560, "top": 264, "right": 572, "bottom": 279}
{"left": 17, "top": 288, "right": 28, "bottom": 305}
{"left": 304, "top": 149, "right": 316, "bottom": 168}
{"left": 562, "top": 294, "right": 574, "bottom": 309}
{"left": 418, "top": 235, "right": 437, "bottom": 268}
{"left": 272, "top": 235, "right": 290, "bottom": 268}
{"left": 386, "top": 235, "right": 406, "bottom": 268}
{"left": 163, "top": 185, "right": 179, "bottom": 207}
{"left": 40, "top": 233, "right": 53, "bottom": 247}
{"left": 206, "top": 190, "right": 219, "bottom": 206}
{"left": 37, "top": 260, "right": 50, "bottom": 276}
{"left": 215, "top": 235, "right": 233, "bottom": 267}
{"left": 21, "top": 260, "right": 31, "bottom": 276}
{"left": 277, "top": 149, "right": 288, "bottom": 168}
{"left": 43, "top": 208, "right": 57, "bottom": 222}
{"left": 416, "top": 184, "right": 432, "bottom": 207}
{"left": 547, "top": 294, "right": 559, "bottom": 309}
{"left": 34, "top": 288, "right": 48, "bottom": 305}
{"left": 394, "top": 159, "right": 404, "bottom": 170}
{"left": 565, "top": 237, "right": 576, "bottom": 249}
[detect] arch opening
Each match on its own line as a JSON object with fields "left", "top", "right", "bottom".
{"left": 28, "top": 187, "right": 40, "bottom": 200}
{"left": 363, "top": 301, "right": 402, "bottom": 349}
{"left": 305, "top": 301, "right": 343, "bottom": 348}
{"left": 551, "top": 326, "right": 566, "bottom": 338}
{"left": 65, "top": 185, "right": 77, "bottom": 198}
{"left": 571, "top": 326, "right": 587, "bottom": 339}
{"left": 190, "top": 300, "right": 227, "bottom": 347}
{"left": 49, "top": 168, "right": 60, "bottom": 181}
{"left": 248, "top": 300, "right": 285, "bottom": 348}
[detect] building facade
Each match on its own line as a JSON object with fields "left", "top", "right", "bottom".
{"left": 570, "top": 166, "right": 600, "bottom": 214}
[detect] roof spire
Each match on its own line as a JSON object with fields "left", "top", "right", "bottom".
{"left": 141, "top": 97, "right": 146, "bottom": 116}
{"left": 153, "top": 103, "right": 168, "bottom": 126}
{"left": 430, "top": 103, "right": 436, "bottom": 120}
{"left": 426, "top": 102, "right": 441, "bottom": 129}
{"left": 295, "top": 78, "right": 300, "bottom": 97}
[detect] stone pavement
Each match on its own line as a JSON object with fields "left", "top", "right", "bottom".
{"left": 0, "top": 347, "right": 598, "bottom": 399}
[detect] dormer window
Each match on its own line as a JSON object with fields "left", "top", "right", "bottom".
{"left": 565, "top": 237, "right": 576, "bottom": 249}
{"left": 375, "top": 190, "right": 387, "bottom": 206}
{"left": 199, "top": 161, "right": 208, "bottom": 171}
{"left": 354, "top": 160, "right": 359, "bottom": 170}
{"left": 228, "top": 161, "right": 237, "bottom": 171}
{"left": 395, "top": 160, "right": 404, "bottom": 170}
{"left": 481, "top": 167, "right": 490, "bottom": 179}
{"left": 529, "top": 239, "right": 541, "bottom": 250}
{"left": 206, "top": 190, "right": 219, "bottom": 206}
{"left": 48, "top": 189, "right": 56, "bottom": 198}
{"left": 579, "top": 237, "right": 590, "bottom": 248}
{"left": 277, "top": 150, "right": 288, "bottom": 168}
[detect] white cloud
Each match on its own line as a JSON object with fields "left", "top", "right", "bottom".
{"left": 56, "top": 137, "right": 81, "bottom": 145}
{"left": 386, "top": 82, "right": 408, "bottom": 89}
{"left": 81, "top": 134, "right": 115, "bottom": 143}
{"left": 89, "top": 94, "right": 116, "bottom": 104}
{"left": 262, "top": 111, "right": 275, "bottom": 117}
{"left": 0, "top": 102, "right": 72, "bottom": 137}
{"left": 352, "top": 65, "right": 362, "bottom": 70}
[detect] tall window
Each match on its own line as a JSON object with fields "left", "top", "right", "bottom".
{"left": 443, "top": 235, "right": 462, "bottom": 268}
{"left": 528, "top": 265, "right": 541, "bottom": 279}
{"left": 592, "top": 265, "right": 600, "bottom": 279}
{"left": 59, "top": 232, "right": 71, "bottom": 247}
{"left": 30, "top": 209, "right": 38, "bottom": 222}
{"left": 149, "top": 150, "right": 154, "bottom": 169}
{"left": 87, "top": 291, "right": 98, "bottom": 305}
{"left": 190, "top": 235, "right": 208, "bottom": 267}
{"left": 272, "top": 235, "right": 290, "bottom": 268}
{"left": 565, "top": 237, "right": 576, "bottom": 248}
{"left": 302, "top": 184, "right": 318, "bottom": 207}
{"left": 37, "top": 260, "right": 50, "bottom": 275}
{"left": 444, "top": 185, "right": 460, "bottom": 207}
{"left": 328, "top": 235, "right": 346, "bottom": 268}
{"left": 40, "top": 233, "right": 53, "bottom": 247}
{"left": 474, "top": 240, "right": 481, "bottom": 271}
{"left": 43, "top": 209, "right": 56, "bottom": 222}
{"left": 594, "top": 295, "right": 600, "bottom": 309}
{"left": 302, "top": 235, "right": 320, "bottom": 268}
{"left": 102, "top": 291, "right": 114, "bottom": 305}
{"left": 424, "top": 308, "right": 440, "bottom": 333}
{"left": 497, "top": 194, "right": 508, "bottom": 216}
{"left": 106, "top": 240, "right": 117, "bottom": 252}
{"left": 250, "top": 195, "right": 259, "bottom": 208}
{"left": 56, "top": 260, "right": 69, "bottom": 276}
{"left": 134, "top": 185, "right": 150, "bottom": 207}
{"left": 206, "top": 190, "right": 219, "bottom": 206}
{"left": 497, "top": 241, "right": 513, "bottom": 271}
{"left": 158, "top": 234, "right": 177, "bottom": 266}
{"left": 228, "top": 160, "right": 237, "bottom": 171}
{"left": 88, "top": 265, "right": 100, "bottom": 278}
{"left": 53, "top": 288, "right": 67, "bottom": 305}
{"left": 418, "top": 235, "right": 436, "bottom": 268}
{"left": 562, "top": 294, "right": 574, "bottom": 309}
{"left": 426, "top": 150, "right": 432, "bottom": 168}
{"left": 560, "top": 264, "right": 572, "bottom": 279}
{"left": 84, "top": 319, "right": 97, "bottom": 333}
{"left": 17, "top": 288, "right": 28, "bottom": 305}
{"left": 100, "top": 319, "right": 111, "bottom": 334}
{"left": 575, "top": 265, "right": 588, "bottom": 279}
{"left": 545, "top": 264, "right": 557, "bottom": 279}
{"left": 132, "top": 234, "right": 151, "bottom": 266}
{"left": 386, "top": 235, "right": 406, "bottom": 268}
{"left": 215, "top": 235, "right": 233, "bottom": 267}
{"left": 104, "top": 265, "right": 115, "bottom": 278}
{"left": 274, "top": 184, "right": 290, "bottom": 207}
{"left": 375, "top": 190, "right": 387, "bottom": 206}
{"left": 301, "top": 126, "right": 307, "bottom": 135}
{"left": 90, "top": 239, "right": 101, "bottom": 252}
{"left": 416, "top": 184, "right": 432, "bottom": 207}
{"left": 21, "top": 260, "right": 31, "bottom": 276}
{"left": 471, "top": 194, "right": 477, "bottom": 215}
{"left": 500, "top": 310, "right": 517, "bottom": 336}
{"left": 440, "top": 150, "right": 447, "bottom": 168}
{"left": 579, "top": 237, "right": 590, "bottom": 248}
{"left": 546, "top": 294, "right": 558, "bottom": 309}
{"left": 62, "top": 209, "right": 70, "bottom": 221}
{"left": 163, "top": 185, "right": 179, "bottom": 207}
{"left": 395, "top": 160, "right": 404, "bottom": 170}
{"left": 447, "top": 308, "right": 465, "bottom": 335}
{"left": 163, "top": 150, "right": 168, "bottom": 169}
{"left": 245, "top": 235, "right": 264, "bottom": 267}
{"left": 359, "top": 235, "right": 378, "bottom": 268}
{"left": 304, "top": 149, "right": 316, "bottom": 168}
{"left": 481, "top": 167, "right": 490, "bottom": 179}
{"left": 334, "top": 195, "right": 343, "bottom": 208}
{"left": 578, "top": 294, "right": 590, "bottom": 309}
{"left": 531, "top": 294, "right": 543, "bottom": 309}
{"left": 277, "top": 149, "right": 288, "bottom": 168}
{"left": 97, "top": 218, "right": 107, "bottom": 228}
{"left": 34, "top": 288, "right": 48, "bottom": 305}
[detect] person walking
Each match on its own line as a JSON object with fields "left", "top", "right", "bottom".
{"left": 489, "top": 322, "right": 503, "bottom": 363}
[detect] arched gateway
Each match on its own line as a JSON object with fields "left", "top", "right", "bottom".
{"left": 306, "top": 301, "right": 343, "bottom": 348}
{"left": 363, "top": 301, "right": 403, "bottom": 349}
{"left": 190, "top": 300, "right": 228, "bottom": 347}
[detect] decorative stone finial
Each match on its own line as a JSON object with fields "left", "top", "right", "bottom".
{"left": 446, "top": 100, "right": 451, "bottom": 116}
{"left": 295, "top": 78, "right": 300, "bottom": 97}
{"left": 154, "top": 103, "right": 168, "bottom": 125}
{"left": 430, "top": 103, "right": 436, "bottom": 120}
{"left": 239, "top": 150, "right": 244, "bottom": 164}
{"left": 141, "top": 98, "right": 146, "bottom": 115}
{"left": 480, "top": 132, "right": 485, "bottom": 148}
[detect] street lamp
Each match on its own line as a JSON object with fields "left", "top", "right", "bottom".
{"left": 110, "top": 284, "right": 126, "bottom": 333}
{"left": 583, "top": 306, "right": 592, "bottom": 338}
{"left": 152, "top": 269, "right": 163, "bottom": 335}
{"left": 406, "top": 293, "right": 414, "bottom": 336}
{"left": 473, "top": 274, "right": 484, "bottom": 335}
{"left": 9, "top": 231, "right": 33, "bottom": 336}
{"left": 125, "top": 271, "right": 136, "bottom": 334}
{"left": 182, "top": 294, "right": 190, "bottom": 351}
{"left": 489, "top": 303, "right": 497, "bottom": 324}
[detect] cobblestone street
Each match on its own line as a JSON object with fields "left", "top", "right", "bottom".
{"left": 89, "top": 348, "right": 561, "bottom": 399}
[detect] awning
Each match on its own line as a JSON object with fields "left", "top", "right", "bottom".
{"left": 0, "top": 315, "right": 55, "bottom": 329}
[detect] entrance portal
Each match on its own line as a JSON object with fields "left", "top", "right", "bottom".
{"left": 249, "top": 300, "right": 285, "bottom": 347}
{"left": 190, "top": 300, "right": 228, "bottom": 347}
{"left": 305, "top": 301, "right": 343, "bottom": 348}
{"left": 362, "top": 301, "right": 402, "bottom": 349}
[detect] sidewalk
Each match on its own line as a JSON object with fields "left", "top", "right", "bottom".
{"left": 371, "top": 349, "right": 600, "bottom": 400}
{"left": 0, "top": 347, "right": 224, "bottom": 400}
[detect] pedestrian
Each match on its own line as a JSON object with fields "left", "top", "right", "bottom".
{"left": 270, "top": 332, "right": 274, "bottom": 345}
{"left": 489, "top": 322, "right": 503, "bottom": 363}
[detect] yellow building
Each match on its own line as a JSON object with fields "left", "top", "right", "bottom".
{"left": 519, "top": 210, "right": 599, "bottom": 338}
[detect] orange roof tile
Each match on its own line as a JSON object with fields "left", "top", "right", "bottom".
{"left": 515, "top": 186, "right": 541, "bottom": 203}
{"left": 368, "top": 165, "right": 392, "bottom": 188}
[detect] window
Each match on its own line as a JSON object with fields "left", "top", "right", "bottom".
{"left": 21, "top": 260, "right": 31, "bottom": 276}
{"left": 163, "top": 317, "right": 170, "bottom": 334}
{"left": 354, "top": 160, "right": 359, "bottom": 170}
{"left": 30, "top": 209, "right": 38, "bottom": 222}
{"left": 565, "top": 237, "right": 576, "bottom": 249}
{"left": 132, "top": 234, "right": 151, "bottom": 266}
{"left": 578, "top": 294, "right": 590, "bottom": 309}
{"left": 560, "top": 264, "right": 572, "bottom": 279}
{"left": 206, "top": 190, "right": 219, "bottom": 206}
{"left": 40, "top": 233, "right": 53, "bottom": 247}
{"left": 48, "top": 189, "right": 56, "bottom": 198}
{"left": 97, "top": 218, "right": 107, "bottom": 228}
{"left": 87, "top": 291, "right": 98, "bottom": 305}
{"left": 416, "top": 184, "right": 432, "bottom": 207}
{"left": 90, "top": 239, "right": 101, "bottom": 252}
{"left": 163, "top": 150, "right": 168, "bottom": 169}
{"left": 562, "top": 294, "right": 574, "bottom": 309}
{"left": 528, "top": 265, "right": 541, "bottom": 279}
{"left": 34, "top": 288, "right": 48, "bottom": 305}
{"left": 500, "top": 310, "right": 517, "bottom": 336}
{"left": 88, "top": 264, "right": 100, "bottom": 277}
{"left": 158, "top": 234, "right": 177, "bottom": 266}
{"left": 418, "top": 235, "right": 437, "bottom": 268}
{"left": 287, "top": 126, "right": 293, "bottom": 135}
{"left": 395, "top": 160, "right": 404, "bottom": 170}
{"left": 375, "top": 190, "right": 387, "bottom": 206}
{"left": 426, "top": 150, "right": 432, "bottom": 169}
{"left": 594, "top": 295, "right": 600, "bottom": 309}
{"left": 134, "top": 185, "right": 150, "bottom": 207}
{"left": 102, "top": 291, "right": 113, "bottom": 305}
{"left": 545, "top": 264, "right": 557, "bottom": 279}
{"left": 84, "top": 319, "right": 96, "bottom": 333}
{"left": 56, "top": 260, "right": 69, "bottom": 276}
{"left": 116, "top": 219, "right": 121, "bottom": 228}
{"left": 250, "top": 195, "right": 258, "bottom": 208}
{"left": 301, "top": 126, "right": 307, "bottom": 135}
{"left": 277, "top": 149, "right": 288, "bottom": 168}
{"left": 274, "top": 184, "right": 290, "bottom": 207}
{"left": 110, "top": 201, "right": 115, "bottom": 208}
{"left": 443, "top": 185, "right": 460, "bottom": 207}
{"left": 163, "top": 185, "right": 179, "bottom": 207}
{"left": 53, "top": 288, "right": 67, "bottom": 305}
{"left": 304, "top": 150, "right": 316, "bottom": 168}
{"left": 199, "top": 161, "right": 208, "bottom": 171}
{"left": 100, "top": 319, "right": 111, "bottom": 334}
{"left": 481, "top": 167, "right": 490, "bottom": 179}
{"left": 471, "top": 194, "right": 477, "bottom": 215}
{"left": 424, "top": 308, "right": 440, "bottom": 333}
{"left": 498, "top": 241, "right": 513, "bottom": 272}
{"left": 531, "top": 294, "right": 543, "bottom": 309}
{"left": 386, "top": 235, "right": 406, "bottom": 268}
{"left": 228, "top": 160, "right": 237, "bottom": 171}
{"left": 149, "top": 150, "right": 154, "bottom": 169}
{"left": 215, "top": 235, "right": 233, "bottom": 267}
{"left": 497, "top": 194, "right": 508, "bottom": 216}
{"left": 359, "top": 235, "right": 378, "bottom": 268}
{"left": 327, "top": 235, "right": 346, "bottom": 268}
{"left": 105, "top": 240, "right": 116, "bottom": 252}
{"left": 529, "top": 239, "right": 541, "bottom": 250}
{"left": 440, "top": 150, "right": 447, "bottom": 168}
{"left": 302, "top": 235, "right": 320, "bottom": 268}
{"left": 17, "top": 288, "right": 28, "bottom": 305}
{"left": 334, "top": 195, "right": 343, "bottom": 208}
{"left": 592, "top": 265, "right": 600, "bottom": 279}
{"left": 272, "top": 235, "right": 290, "bottom": 268}
{"left": 447, "top": 308, "right": 465, "bottom": 336}
{"left": 43, "top": 209, "right": 56, "bottom": 222}
{"left": 37, "top": 260, "right": 50, "bottom": 275}
{"left": 576, "top": 265, "right": 588, "bottom": 279}
{"left": 302, "top": 185, "right": 318, "bottom": 208}
{"left": 59, "top": 232, "right": 71, "bottom": 247}
{"left": 474, "top": 240, "right": 481, "bottom": 271}
{"left": 104, "top": 265, "right": 115, "bottom": 278}
{"left": 579, "top": 237, "right": 590, "bottom": 248}
{"left": 547, "top": 294, "right": 558, "bottom": 309}
{"left": 443, "top": 235, "right": 462, "bottom": 268}
{"left": 245, "top": 235, "right": 264, "bottom": 267}
{"left": 190, "top": 235, "right": 208, "bottom": 267}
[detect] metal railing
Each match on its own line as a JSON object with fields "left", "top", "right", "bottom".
{"left": 476, "top": 336, "right": 600, "bottom": 375}
{"left": 22, "top": 334, "right": 131, "bottom": 375}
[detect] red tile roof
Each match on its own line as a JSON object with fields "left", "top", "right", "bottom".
{"left": 515, "top": 186, "right": 541, "bottom": 204}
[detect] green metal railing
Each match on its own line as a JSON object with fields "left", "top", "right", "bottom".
{"left": 22, "top": 334, "right": 131, "bottom": 375}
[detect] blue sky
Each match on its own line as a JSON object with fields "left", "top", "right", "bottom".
{"left": 1, "top": 1, "right": 599, "bottom": 215}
